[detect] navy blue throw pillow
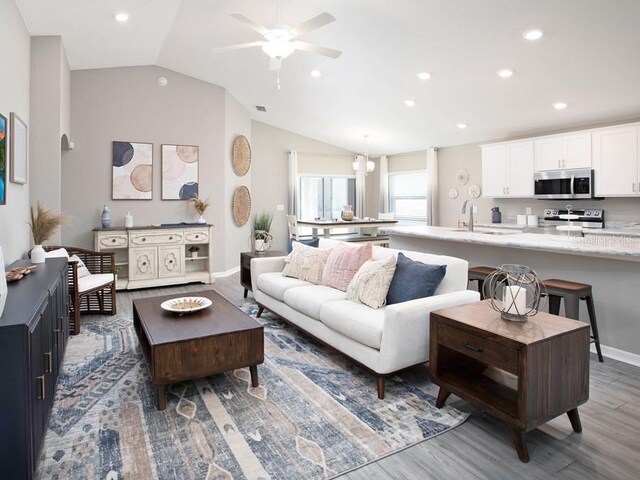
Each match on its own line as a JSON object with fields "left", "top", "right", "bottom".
{"left": 386, "top": 252, "right": 447, "bottom": 305}
{"left": 286, "top": 237, "right": 320, "bottom": 254}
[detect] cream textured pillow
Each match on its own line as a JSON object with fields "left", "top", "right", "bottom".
{"left": 346, "top": 255, "right": 397, "bottom": 309}
{"left": 322, "top": 242, "right": 372, "bottom": 291}
{"left": 69, "top": 254, "right": 92, "bottom": 278}
{"left": 282, "top": 242, "right": 332, "bottom": 284}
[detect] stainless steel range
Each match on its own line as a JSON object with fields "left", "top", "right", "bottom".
{"left": 542, "top": 208, "right": 604, "bottom": 229}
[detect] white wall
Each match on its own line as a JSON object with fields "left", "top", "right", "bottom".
{"left": 0, "top": 0, "right": 31, "bottom": 264}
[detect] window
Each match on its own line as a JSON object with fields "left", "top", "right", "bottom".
{"left": 389, "top": 170, "right": 428, "bottom": 223}
{"left": 298, "top": 176, "right": 356, "bottom": 220}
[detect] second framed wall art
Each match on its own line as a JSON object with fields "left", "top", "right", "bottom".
{"left": 162, "top": 144, "right": 199, "bottom": 200}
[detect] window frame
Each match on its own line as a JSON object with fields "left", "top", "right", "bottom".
{"left": 388, "top": 169, "right": 428, "bottom": 224}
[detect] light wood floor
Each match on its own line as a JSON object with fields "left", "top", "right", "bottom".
{"left": 113, "top": 275, "right": 640, "bottom": 480}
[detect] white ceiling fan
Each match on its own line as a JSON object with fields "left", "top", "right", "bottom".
{"left": 211, "top": 3, "right": 342, "bottom": 72}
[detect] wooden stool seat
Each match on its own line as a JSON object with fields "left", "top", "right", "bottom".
{"left": 543, "top": 278, "right": 603, "bottom": 362}
{"left": 468, "top": 266, "right": 500, "bottom": 300}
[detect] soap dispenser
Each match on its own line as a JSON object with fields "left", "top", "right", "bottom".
{"left": 491, "top": 207, "right": 502, "bottom": 224}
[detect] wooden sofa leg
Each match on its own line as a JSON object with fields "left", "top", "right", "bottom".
{"left": 377, "top": 375, "right": 386, "bottom": 400}
{"left": 256, "top": 305, "right": 265, "bottom": 318}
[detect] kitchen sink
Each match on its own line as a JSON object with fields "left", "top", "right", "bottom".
{"left": 449, "top": 228, "right": 522, "bottom": 235}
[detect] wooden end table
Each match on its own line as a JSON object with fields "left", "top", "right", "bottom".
{"left": 429, "top": 300, "right": 590, "bottom": 462}
{"left": 133, "top": 290, "right": 264, "bottom": 410}
{"left": 240, "top": 250, "right": 286, "bottom": 298}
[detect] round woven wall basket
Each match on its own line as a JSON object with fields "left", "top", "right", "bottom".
{"left": 232, "top": 135, "right": 251, "bottom": 176}
{"left": 232, "top": 186, "right": 252, "bottom": 226}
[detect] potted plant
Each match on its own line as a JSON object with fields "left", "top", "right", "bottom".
{"left": 188, "top": 195, "right": 211, "bottom": 223}
{"left": 115, "top": 265, "right": 121, "bottom": 282}
{"left": 252, "top": 211, "right": 274, "bottom": 254}
{"left": 29, "top": 201, "right": 70, "bottom": 263}
{"left": 189, "top": 245, "right": 200, "bottom": 258}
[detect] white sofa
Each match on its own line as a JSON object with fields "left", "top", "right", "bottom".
{"left": 250, "top": 239, "right": 480, "bottom": 398}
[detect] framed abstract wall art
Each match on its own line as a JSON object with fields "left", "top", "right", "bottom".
{"left": 0, "top": 113, "right": 6, "bottom": 205}
{"left": 112, "top": 141, "right": 153, "bottom": 200}
{"left": 161, "top": 144, "right": 199, "bottom": 200}
{"left": 10, "top": 113, "right": 27, "bottom": 184}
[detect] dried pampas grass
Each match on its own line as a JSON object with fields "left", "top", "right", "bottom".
{"left": 29, "top": 201, "right": 70, "bottom": 245}
{"left": 188, "top": 196, "right": 211, "bottom": 215}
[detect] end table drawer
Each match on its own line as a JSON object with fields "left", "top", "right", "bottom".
{"left": 437, "top": 323, "right": 518, "bottom": 374}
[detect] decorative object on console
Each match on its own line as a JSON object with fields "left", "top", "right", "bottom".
{"left": 112, "top": 141, "right": 153, "bottom": 199}
{"left": 468, "top": 184, "right": 481, "bottom": 198}
{"left": 29, "top": 201, "right": 70, "bottom": 264}
{"left": 232, "top": 185, "right": 251, "bottom": 226}
{"left": 161, "top": 144, "right": 199, "bottom": 200}
{"left": 189, "top": 245, "right": 200, "bottom": 258}
{"left": 252, "top": 210, "right": 274, "bottom": 254}
{"left": 188, "top": 195, "right": 211, "bottom": 223}
{"left": 124, "top": 211, "right": 133, "bottom": 228}
{"left": 483, "top": 264, "right": 545, "bottom": 322}
{"left": 386, "top": 252, "right": 446, "bottom": 304}
{"left": 232, "top": 135, "right": 251, "bottom": 176}
{"left": 341, "top": 204, "right": 354, "bottom": 221}
{"left": 455, "top": 169, "right": 469, "bottom": 185}
{"left": 101, "top": 204, "right": 112, "bottom": 228}
{"left": 9, "top": 112, "right": 27, "bottom": 184}
{"left": 0, "top": 113, "right": 6, "bottom": 205}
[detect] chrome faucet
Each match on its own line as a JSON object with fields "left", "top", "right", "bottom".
{"left": 462, "top": 200, "right": 474, "bottom": 232}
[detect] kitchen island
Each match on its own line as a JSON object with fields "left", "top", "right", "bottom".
{"left": 387, "top": 225, "right": 640, "bottom": 362}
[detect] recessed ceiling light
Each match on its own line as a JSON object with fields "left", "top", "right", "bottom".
{"left": 417, "top": 72, "right": 431, "bottom": 80}
{"left": 456, "top": 123, "right": 467, "bottom": 129}
{"left": 523, "top": 29, "right": 543, "bottom": 41}
{"left": 310, "top": 69, "right": 322, "bottom": 78}
{"left": 553, "top": 102, "right": 568, "bottom": 110}
{"left": 404, "top": 99, "right": 416, "bottom": 107}
{"left": 497, "top": 69, "right": 514, "bottom": 78}
{"left": 115, "top": 12, "right": 129, "bottom": 22}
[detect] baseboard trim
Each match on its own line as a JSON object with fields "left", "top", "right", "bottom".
{"left": 214, "top": 266, "right": 240, "bottom": 278}
{"left": 592, "top": 343, "right": 640, "bottom": 367}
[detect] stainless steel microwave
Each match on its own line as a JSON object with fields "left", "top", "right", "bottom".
{"left": 533, "top": 168, "right": 595, "bottom": 199}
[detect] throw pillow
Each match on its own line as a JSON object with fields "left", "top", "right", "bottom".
{"left": 346, "top": 255, "right": 397, "bottom": 309}
{"left": 322, "top": 242, "right": 372, "bottom": 292}
{"left": 386, "top": 252, "right": 446, "bottom": 305}
{"left": 282, "top": 242, "right": 332, "bottom": 284}
{"left": 286, "top": 237, "right": 320, "bottom": 254}
{"left": 69, "top": 254, "right": 91, "bottom": 278}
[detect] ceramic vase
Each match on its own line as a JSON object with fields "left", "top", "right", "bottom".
{"left": 197, "top": 215, "right": 206, "bottom": 224}
{"left": 31, "top": 245, "right": 46, "bottom": 264}
{"left": 341, "top": 205, "right": 354, "bottom": 221}
{"left": 101, "top": 205, "right": 112, "bottom": 228}
{"left": 124, "top": 212, "right": 133, "bottom": 228}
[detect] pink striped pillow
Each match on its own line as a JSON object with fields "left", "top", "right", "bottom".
{"left": 322, "top": 243, "right": 373, "bottom": 291}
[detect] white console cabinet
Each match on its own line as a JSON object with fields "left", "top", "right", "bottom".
{"left": 94, "top": 225, "right": 215, "bottom": 290}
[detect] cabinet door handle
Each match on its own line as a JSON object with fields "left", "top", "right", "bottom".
{"left": 112, "top": 239, "right": 116, "bottom": 243}
{"left": 54, "top": 329, "right": 60, "bottom": 347}
{"left": 37, "top": 375, "right": 46, "bottom": 400}
{"left": 45, "top": 352, "right": 52, "bottom": 373}
{"left": 461, "top": 341, "right": 483, "bottom": 353}
{"left": 169, "top": 236, "right": 173, "bottom": 240}
{"left": 142, "top": 262, "right": 147, "bottom": 266}
{"left": 142, "top": 238, "right": 146, "bottom": 242}
{"left": 195, "top": 235, "right": 199, "bottom": 239}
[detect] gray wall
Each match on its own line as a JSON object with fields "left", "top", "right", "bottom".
{"left": 62, "top": 65, "right": 251, "bottom": 272}
{"left": 0, "top": 0, "right": 31, "bottom": 264}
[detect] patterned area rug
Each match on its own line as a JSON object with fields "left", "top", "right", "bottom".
{"left": 36, "top": 296, "right": 468, "bottom": 480}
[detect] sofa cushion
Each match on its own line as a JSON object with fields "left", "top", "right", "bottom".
{"left": 320, "top": 300, "right": 385, "bottom": 350}
{"left": 69, "top": 254, "right": 91, "bottom": 278}
{"left": 286, "top": 237, "right": 320, "bottom": 254}
{"left": 386, "top": 252, "right": 446, "bottom": 305}
{"left": 322, "top": 242, "right": 372, "bottom": 291}
{"left": 284, "top": 285, "right": 346, "bottom": 320}
{"left": 282, "top": 242, "right": 332, "bottom": 284}
{"left": 346, "top": 255, "right": 396, "bottom": 309}
{"left": 257, "top": 272, "right": 311, "bottom": 301}
{"left": 77, "top": 273, "right": 115, "bottom": 293}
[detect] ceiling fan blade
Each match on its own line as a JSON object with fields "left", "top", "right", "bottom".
{"left": 230, "top": 13, "right": 270, "bottom": 35}
{"left": 292, "top": 41, "right": 342, "bottom": 59}
{"left": 211, "top": 41, "right": 265, "bottom": 53}
{"left": 291, "top": 12, "right": 336, "bottom": 36}
{"left": 269, "top": 57, "right": 282, "bottom": 71}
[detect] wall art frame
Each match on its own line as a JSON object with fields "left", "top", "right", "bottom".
{"left": 161, "top": 144, "right": 199, "bottom": 200}
{"left": 10, "top": 112, "right": 27, "bottom": 185}
{"left": 0, "top": 113, "right": 6, "bottom": 205}
{"left": 112, "top": 141, "right": 153, "bottom": 200}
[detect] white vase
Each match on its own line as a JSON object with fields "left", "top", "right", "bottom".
{"left": 254, "top": 239, "right": 264, "bottom": 253}
{"left": 197, "top": 215, "right": 206, "bottom": 224}
{"left": 31, "top": 245, "right": 46, "bottom": 264}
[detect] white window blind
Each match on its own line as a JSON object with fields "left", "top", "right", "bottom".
{"left": 389, "top": 170, "right": 428, "bottom": 223}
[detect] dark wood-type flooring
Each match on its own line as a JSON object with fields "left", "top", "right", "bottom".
{"left": 107, "top": 275, "right": 640, "bottom": 480}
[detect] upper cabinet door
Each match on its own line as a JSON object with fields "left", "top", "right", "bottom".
{"left": 507, "top": 141, "right": 535, "bottom": 196}
{"left": 481, "top": 145, "right": 509, "bottom": 197}
{"left": 535, "top": 137, "right": 563, "bottom": 170}
{"left": 563, "top": 133, "right": 592, "bottom": 169}
{"left": 593, "top": 126, "right": 639, "bottom": 196}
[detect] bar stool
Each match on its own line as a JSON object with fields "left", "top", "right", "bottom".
{"left": 543, "top": 279, "right": 604, "bottom": 362}
{"left": 468, "top": 266, "right": 500, "bottom": 299}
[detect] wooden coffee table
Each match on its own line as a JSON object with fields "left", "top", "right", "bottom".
{"left": 133, "top": 290, "right": 264, "bottom": 410}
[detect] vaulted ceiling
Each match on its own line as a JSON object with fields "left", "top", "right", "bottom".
{"left": 16, "top": 0, "right": 640, "bottom": 155}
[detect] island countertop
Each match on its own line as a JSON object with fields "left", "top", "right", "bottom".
{"left": 385, "top": 225, "right": 640, "bottom": 262}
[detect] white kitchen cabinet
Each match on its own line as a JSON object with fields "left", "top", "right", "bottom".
{"left": 535, "top": 133, "right": 592, "bottom": 170}
{"left": 592, "top": 126, "right": 639, "bottom": 196}
{"left": 482, "top": 141, "right": 534, "bottom": 198}
{"left": 94, "top": 225, "right": 215, "bottom": 289}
